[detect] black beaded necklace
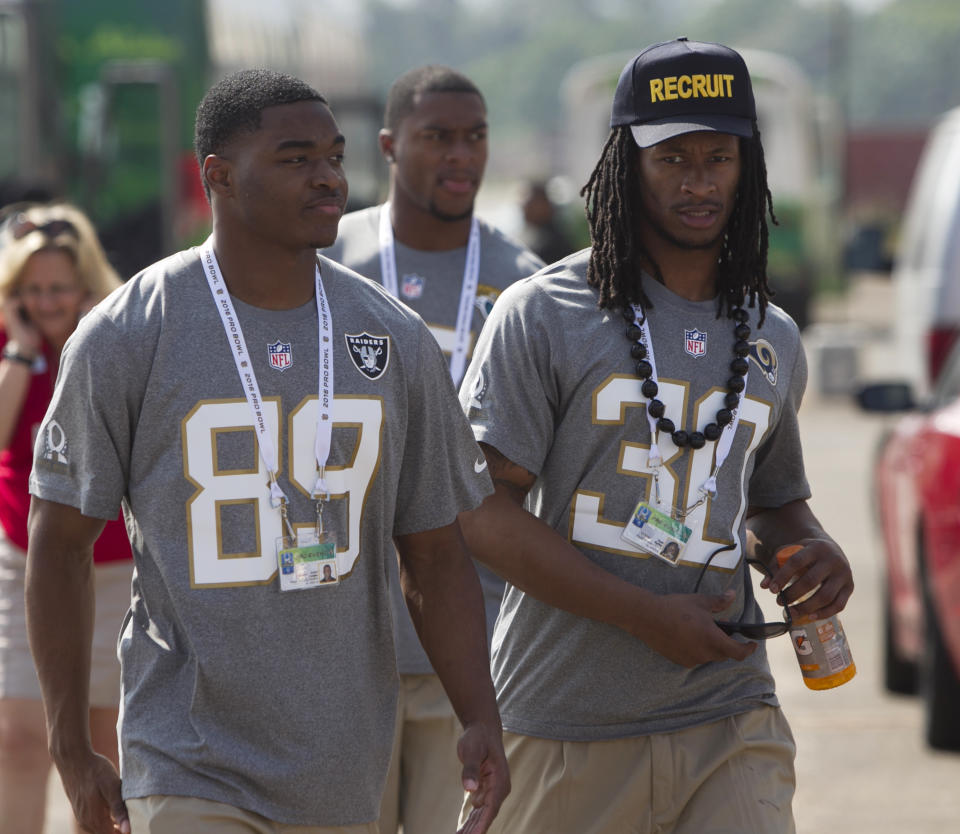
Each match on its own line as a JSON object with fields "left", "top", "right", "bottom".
{"left": 622, "top": 303, "right": 751, "bottom": 449}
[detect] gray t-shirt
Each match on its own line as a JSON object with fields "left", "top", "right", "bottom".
{"left": 29, "top": 250, "right": 492, "bottom": 825}
{"left": 460, "top": 249, "right": 810, "bottom": 741}
{"left": 325, "top": 204, "right": 544, "bottom": 674}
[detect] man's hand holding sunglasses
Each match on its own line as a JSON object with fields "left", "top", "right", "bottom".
{"left": 689, "top": 545, "right": 794, "bottom": 643}
{"left": 632, "top": 588, "right": 759, "bottom": 668}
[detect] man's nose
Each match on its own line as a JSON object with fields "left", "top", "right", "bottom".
{"left": 681, "top": 164, "right": 717, "bottom": 196}
{"left": 311, "top": 159, "right": 344, "bottom": 189}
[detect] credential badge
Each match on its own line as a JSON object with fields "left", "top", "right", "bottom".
{"left": 267, "top": 340, "right": 293, "bottom": 372}
{"left": 345, "top": 332, "right": 390, "bottom": 380}
{"left": 684, "top": 328, "right": 707, "bottom": 358}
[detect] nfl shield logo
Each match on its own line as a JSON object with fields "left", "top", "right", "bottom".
{"left": 267, "top": 340, "right": 293, "bottom": 372}
{"left": 345, "top": 332, "right": 390, "bottom": 380}
{"left": 684, "top": 329, "right": 707, "bottom": 358}
{"left": 401, "top": 274, "right": 424, "bottom": 299}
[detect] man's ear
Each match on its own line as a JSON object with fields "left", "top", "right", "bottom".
{"left": 378, "top": 129, "right": 395, "bottom": 164}
{"left": 203, "top": 154, "right": 232, "bottom": 197}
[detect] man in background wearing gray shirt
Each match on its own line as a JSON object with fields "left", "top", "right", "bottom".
{"left": 326, "top": 65, "right": 542, "bottom": 834}
{"left": 458, "top": 39, "right": 854, "bottom": 833}
{"left": 25, "top": 69, "right": 507, "bottom": 834}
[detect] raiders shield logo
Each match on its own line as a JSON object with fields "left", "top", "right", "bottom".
{"left": 345, "top": 332, "right": 390, "bottom": 380}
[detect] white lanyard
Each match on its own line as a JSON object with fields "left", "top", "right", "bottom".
{"left": 631, "top": 304, "right": 746, "bottom": 508}
{"left": 378, "top": 202, "right": 480, "bottom": 386}
{"left": 201, "top": 240, "right": 335, "bottom": 523}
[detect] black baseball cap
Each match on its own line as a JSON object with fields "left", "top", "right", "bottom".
{"left": 611, "top": 38, "right": 756, "bottom": 148}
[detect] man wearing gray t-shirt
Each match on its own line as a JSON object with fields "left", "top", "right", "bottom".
{"left": 24, "top": 70, "right": 508, "bottom": 834}
{"left": 326, "top": 65, "right": 542, "bottom": 834}
{"left": 458, "top": 39, "right": 854, "bottom": 833}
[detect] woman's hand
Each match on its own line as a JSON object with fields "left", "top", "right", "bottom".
{"left": 2, "top": 295, "right": 42, "bottom": 357}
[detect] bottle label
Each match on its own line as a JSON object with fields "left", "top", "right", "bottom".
{"left": 791, "top": 616, "right": 854, "bottom": 679}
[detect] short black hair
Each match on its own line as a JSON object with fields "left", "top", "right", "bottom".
{"left": 194, "top": 69, "right": 326, "bottom": 193}
{"left": 383, "top": 65, "right": 484, "bottom": 131}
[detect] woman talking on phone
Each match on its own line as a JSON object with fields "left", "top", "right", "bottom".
{"left": 0, "top": 202, "right": 130, "bottom": 834}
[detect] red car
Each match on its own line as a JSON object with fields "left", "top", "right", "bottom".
{"left": 860, "top": 351, "right": 960, "bottom": 751}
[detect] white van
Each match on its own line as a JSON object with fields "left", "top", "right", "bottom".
{"left": 893, "top": 106, "right": 960, "bottom": 396}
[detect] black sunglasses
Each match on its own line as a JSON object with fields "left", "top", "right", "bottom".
{"left": 7, "top": 214, "right": 79, "bottom": 241}
{"left": 693, "top": 545, "right": 792, "bottom": 641}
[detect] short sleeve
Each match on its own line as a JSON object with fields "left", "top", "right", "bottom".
{"left": 392, "top": 323, "right": 493, "bottom": 536}
{"left": 29, "top": 309, "right": 141, "bottom": 519}
{"left": 747, "top": 342, "right": 811, "bottom": 507}
{"left": 459, "top": 279, "right": 559, "bottom": 477}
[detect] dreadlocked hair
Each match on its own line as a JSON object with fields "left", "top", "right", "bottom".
{"left": 581, "top": 124, "right": 777, "bottom": 326}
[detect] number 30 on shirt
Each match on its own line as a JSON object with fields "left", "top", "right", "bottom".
{"left": 570, "top": 375, "right": 772, "bottom": 570}
{"left": 182, "top": 395, "right": 382, "bottom": 587}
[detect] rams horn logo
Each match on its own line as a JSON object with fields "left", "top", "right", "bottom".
{"left": 748, "top": 338, "right": 778, "bottom": 386}
{"left": 345, "top": 332, "right": 390, "bottom": 380}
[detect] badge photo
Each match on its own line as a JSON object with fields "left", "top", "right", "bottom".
{"left": 621, "top": 500, "right": 692, "bottom": 566}
{"left": 277, "top": 532, "right": 339, "bottom": 592}
{"left": 345, "top": 332, "right": 390, "bottom": 380}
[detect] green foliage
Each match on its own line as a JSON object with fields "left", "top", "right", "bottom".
{"left": 848, "top": 0, "right": 960, "bottom": 125}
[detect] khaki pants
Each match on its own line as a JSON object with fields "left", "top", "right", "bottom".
{"left": 378, "top": 674, "right": 463, "bottom": 834}
{"left": 462, "top": 706, "right": 796, "bottom": 834}
{"left": 127, "top": 795, "right": 378, "bottom": 833}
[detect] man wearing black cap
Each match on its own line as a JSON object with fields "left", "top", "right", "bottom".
{"left": 456, "top": 38, "right": 853, "bottom": 833}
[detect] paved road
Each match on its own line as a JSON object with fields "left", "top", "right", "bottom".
{"left": 45, "top": 275, "right": 960, "bottom": 832}
{"left": 771, "top": 274, "right": 960, "bottom": 833}
{"left": 769, "top": 394, "right": 960, "bottom": 834}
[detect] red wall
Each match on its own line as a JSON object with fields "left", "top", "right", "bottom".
{"left": 844, "top": 130, "right": 929, "bottom": 213}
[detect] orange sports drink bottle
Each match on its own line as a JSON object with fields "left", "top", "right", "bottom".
{"left": 776, "top": 545, "right": 856, "bottom": 690}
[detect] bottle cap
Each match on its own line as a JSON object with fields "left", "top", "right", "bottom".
{"left": 775, "top": 543, "right": 803, "bottom": 567}
{"left": 776, "top": 544, "right": 819, "bottom": 604}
